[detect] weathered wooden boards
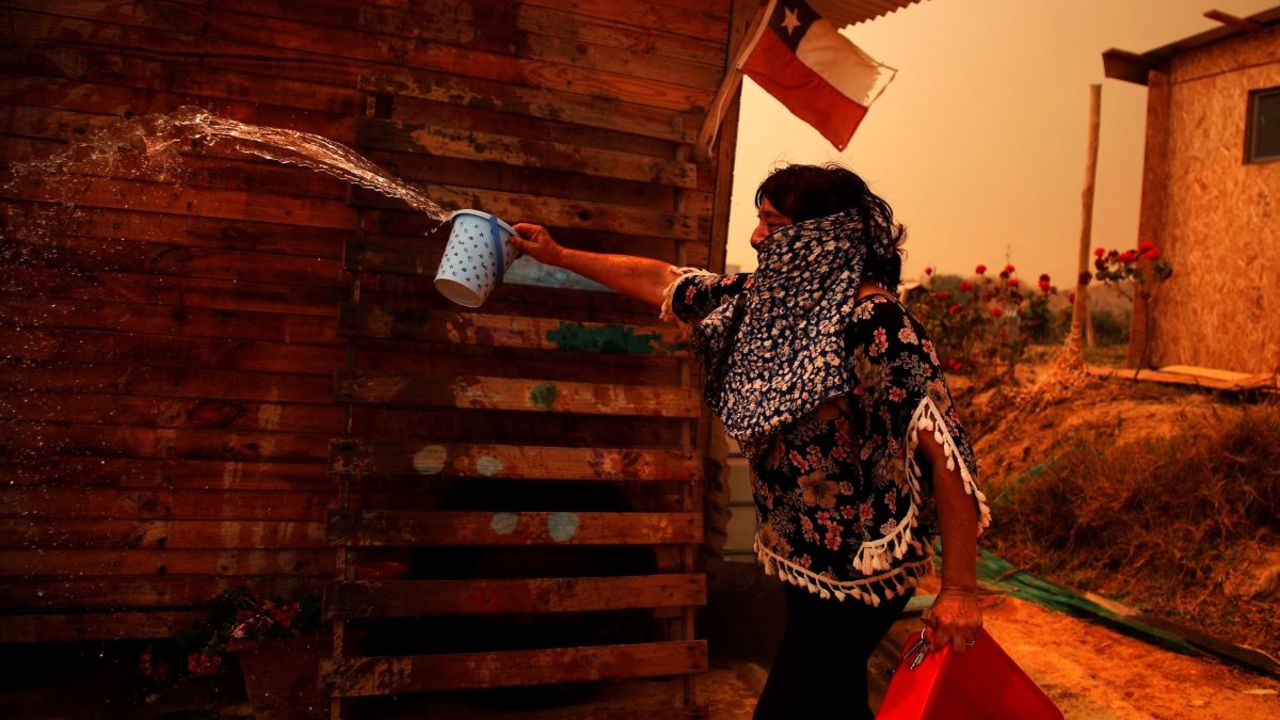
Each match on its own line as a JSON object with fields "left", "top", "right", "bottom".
{"left": 315, "top": 1, "right": 739, "bottom": 713}
{"left": 328, "top": 510, "right": 702, "bottom": 547}
{"left": 332, "top": 441, "right": 699, "bottom": 482}
{"left": 3, "top": 18, "right": 736, "bottom": 720}
{"left": 339, "top": 302, "right": 689, "bottom": 356}
{"left": 337, "top": 371, "right": 699, "bottom": 417}
{"left": 324, "top": 573, "right": 705, "bottom": 618}
{"left": 321, "top": 641, "right": 708, "bottom": 697}
{"left": 1087, "top": 365, "right": 1280, "bottom": 393}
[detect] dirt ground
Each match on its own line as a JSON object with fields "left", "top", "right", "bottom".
{"left": 701, "top": 588, "right": 1280, "bottom": 720}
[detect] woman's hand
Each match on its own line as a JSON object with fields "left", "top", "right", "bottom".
{"left": 921, "top": 587, "right": 982, "bottom": 655}
{"left": 510, "top": 223, "right": 565, "bottom": 266}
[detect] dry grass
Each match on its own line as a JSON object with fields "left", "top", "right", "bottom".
{"left": 986, "top": 400, "right": 1280, "bottom": 653}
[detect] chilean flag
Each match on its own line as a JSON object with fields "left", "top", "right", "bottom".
{"left": 738, "top": 0, "right": 896, "bottom": 150}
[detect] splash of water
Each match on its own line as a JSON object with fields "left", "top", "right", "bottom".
{"left": 5, "top": 105, "right": 452, "bottom": 222}
{"left": 159, "top": 107, "right": 452, "bottom": 220}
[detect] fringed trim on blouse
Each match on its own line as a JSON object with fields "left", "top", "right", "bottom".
{"left": 905, "top": 396, "right": 993, "bottom": 534}
{"left": 658, "top": 266, "right": 717, "bottom": 323}
{"left": 756, "top": 536, "right": 933, "bottom": 606}
{"left": 850, "top": 503, "right": 922, "bottom": 576}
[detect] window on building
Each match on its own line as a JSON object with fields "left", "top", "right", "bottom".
{"left": 1246, "top": 86, "right": 1280, "bottom": 163}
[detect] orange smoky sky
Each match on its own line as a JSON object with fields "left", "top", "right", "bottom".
{"left": 726, "top": 0, "right": 1278, "bottom": 287}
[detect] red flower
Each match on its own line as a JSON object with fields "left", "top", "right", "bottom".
{"left": 1038, "top": 279, "right": 1051, "bottom": 293}
{"left": 1002, "top": 263, "right": 1016, "bottom": 275}
{"left": 270, "top": 602, "right": 300, "bottom": 629}
{"left": 948, "top": 303, "right": 961, "bottom": 314}
{"left": 924, "top": 266, "right": 934, "bottom": 276}
{"left": 1067, "top": 292, "right": 1076, "bottom": 304}
{"left": 990, "top": 306, "right": 1003, "bottom": 318}
{"left": 1006, "top": 278, "right": 1020, "bottom": 288}
{"left": 1118, "top": 250, "right": 1138, "bottom": 263}
{"left": 959, "top": 281, "right": 973, "bottom": 292}
{"left": 1094, "top": 247, "right": 1106, "bottom": 257}
{"left": 187, "top": 652, "right": 222, "bottom": 676}
{"left": 1143, "top": 248, "right": 1162, "bottom": 261}
{"left": 974, "top": 264, "right": 987, "bottom": 275}
{"left": 1138, "top": 240, "right": 1156, "bottom": 252}
{"left": 1039, "top": 273, "right": 1050, "bottom": 282}
{"left": 935, "top": 290, "right": 949, "bottom": 301}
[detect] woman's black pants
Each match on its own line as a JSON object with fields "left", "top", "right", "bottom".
{"left": 753, "top": 582, "right": 913, "bottom": 720}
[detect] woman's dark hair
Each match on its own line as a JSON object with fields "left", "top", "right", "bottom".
{"left": 754, "top": 163, "right": 905, "bottom": 288}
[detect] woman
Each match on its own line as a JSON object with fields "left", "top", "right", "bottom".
{"left": 512, "top": 163, "right": 989, "bottom": 719}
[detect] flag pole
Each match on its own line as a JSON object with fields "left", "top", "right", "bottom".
{"left": 695, "top": 0, "right": 774, "bottom": 161}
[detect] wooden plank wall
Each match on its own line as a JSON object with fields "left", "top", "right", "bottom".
{"left": 0, "top": 0, "right": 747, "bottom": 652}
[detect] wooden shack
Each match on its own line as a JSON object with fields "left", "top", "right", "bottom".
{"left": 1, "top": 0, "right": 924, "bottom": 715}
{"left": 1103, "top": 7, "right": 1280, "bottom": 375}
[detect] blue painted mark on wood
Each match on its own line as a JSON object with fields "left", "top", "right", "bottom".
{"left": 547, "top": 512, "right": 580, "bottom": 543}
{"left": 412, "top": 445, "right": 448, "bottom": 474}
{"left": 476, "top": 455, "right": 504, "bottom": 476}
{"left": 490, "top": 513, "right": 519, "bottom": 536}
{"left": 545, "top": 323, "right": 686, "bottom": 355}
{"left": 528, "top": 383, "right": 558, "bottom": 409}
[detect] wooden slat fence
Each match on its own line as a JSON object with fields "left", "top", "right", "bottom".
{"left": 1, "top": 0, "right": 754, "bottom": 715}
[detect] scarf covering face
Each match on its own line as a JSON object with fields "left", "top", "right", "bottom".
{"left": 690, "top": 209, "right": 895, "bottom": 446}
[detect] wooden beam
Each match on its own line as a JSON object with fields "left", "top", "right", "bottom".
{"left": 338, "top": 302, "right": 688, "bottom": 356}
{"left": 355, "top": 118, "right": 698, "bottom": 188}
{"left": 335, "top": 371, "right": 699, "bottom": 418}
{"left": 323, "top": 574, "right": 705, "bottom": 618}
{"left": 359, "top": 72, "right": 698, "bottom": 145}
{"left": 1087, "top": 366, "right": 1278, "bottom": 393}
{"left": 1101, "top": 48, "right": 1154, "bottom": 86}
{"left": 333, "top": 442, "right": 700, "bottom": 481}
{"left": 0, "top": 611, "right": 204, "bottom": 643}
{"left": 0, "top": 548, "right": 333, "bottom": 577}
{"left": 321, "top": 640, "right": 707, "bottom": 696}
{"left": 0, "top": 456, "right": 326, "bottom": 492}
{"left": 0, "top": 422, "right": 330, "bottom": 463}
{"left": 0, "top": 363, "right": 334, "bottom": 405}
{"left": 0, "top": 487, "right": 331, "bottom": 521}
{"left": 0, "top": 575, "right": 323, "bottom": 609}
{"left": 1203, "top": 10, "right": 1264, "bottom": 32}
{"left": 0, "top": 518, "right": 325, "bottom": 549}
{"left": 341, "top": 183, "right": 699, "bottom": 241}
{"left": 326, "top": 510, "right": 703, "bottom": 547}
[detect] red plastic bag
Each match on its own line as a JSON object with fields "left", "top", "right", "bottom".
{"left": 877, "top": 628, "right": 1063, "bottom": 720}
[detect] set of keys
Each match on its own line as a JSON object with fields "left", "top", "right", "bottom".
{"left": 900, "top": 629, "right": 931, "bottom": 671}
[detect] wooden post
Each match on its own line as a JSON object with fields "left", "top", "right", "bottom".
{"left": 1085, "top": 303, "right": 1095, "bottom": 348}
{"left": 1068, "top": 84, "right": 1102, "bottom": 362}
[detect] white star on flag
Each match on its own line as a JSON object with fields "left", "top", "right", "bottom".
{"left": 781, "top": 7, "right": 802, "bottom": 35}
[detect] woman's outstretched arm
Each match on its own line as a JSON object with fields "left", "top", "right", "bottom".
{"left": 510, "top": 223, "right": 675, "bottom": 308}
{"left": 916, "top": 430, "right": 982, "bottom": 654}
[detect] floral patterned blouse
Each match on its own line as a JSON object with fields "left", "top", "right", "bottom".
{"left": 668, "top": 273, "right": 990, "bottom": 606}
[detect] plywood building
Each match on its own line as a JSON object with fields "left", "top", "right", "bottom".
{"left": 1104, "top": 7, "right": 1280, "bottom": 375}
